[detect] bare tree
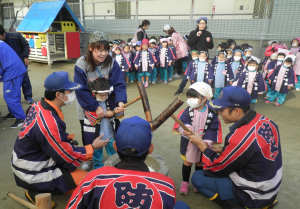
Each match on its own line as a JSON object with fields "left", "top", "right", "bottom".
{"left": 9, "top": 0, "right": 35, "bottom": 31}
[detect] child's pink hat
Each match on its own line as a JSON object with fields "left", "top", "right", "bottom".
{"left": 141, "top": 39, "right": 149, "bottom": 47}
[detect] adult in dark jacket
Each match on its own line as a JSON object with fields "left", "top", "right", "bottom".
{"left": 0, "top": 25, "right": 34, "bottom": 106}
{"left": 174, "top": 17, "right": 214, "bottom": 96}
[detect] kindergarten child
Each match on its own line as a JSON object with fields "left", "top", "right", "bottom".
{"left": 112, "top": 46, "right": 131, "bottom": 86}
{"left": 226, "top": 47, "right": 233, "bottom": 60}
{"left": 293, "top": 52, "right": 300, "bottom": 91}
{"left": 168, "top": 36, "right": 177, "bottom": 81}
{"left": 243, "top": 46, "right": 253, "bottom": 60}
{"left": 211, "top": 42, "right": 226, "bottom": 66}
{"left": 211, "top": 50, "right": 234, "bottom": 98}
{"left": 265, "top": 55, "right": 296, "bottom": 106}
{"left": 237, "top": 56, "right": 266, "bottom": 110}
{"left": 289, "top": 38, "right": 300, "bottom": 55}
{"left": 173, "top": 82, "right": 222, "bottom": 195}
{"left": 112, "top": 39, "right": 120, "bottom": 48}
{"left": 82, "top": 77, "right": 124, "bottom": 170}
{"left": 158, "top": 37, "right": 173, "bottom": 84}
{"left": 123, "top": 44, "right": 134, "bottom": 85}
{"left": 148, "top": 37, "right": 159, "bottom": 84}
{"left": 134, "top": 39, "right": 156, "bottom": 87}
{"left": 229, "top": 46, "right": 245, "bottom": 79}
{"left": 186, "top": 51, "right": 213, "bottom": 84}
{"left": 226, "top": 39, "right": 236, "bottom": 49}
{"left": 133, "top": 41, "right": 142, "bottom": 81}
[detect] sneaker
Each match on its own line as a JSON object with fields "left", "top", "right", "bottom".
{"left": 82, "top": 160, "right": 93, "bottom": 171}
{"left": 145, "top": 82, "right": 149, "bottom": 88}
{"left": 25, "top": 190, "right": 56, "bottom": 208}
{"left": 168, "top": 78, "right": 173, "bottom": 82}
{"left": 296, "top": 88, "right": 300, "bottom": 91}
{"left": 126, "top": 82, "right": 129, "bottom": 86}
{"left": 159, "top": 80, "right": 164, "bottom": 83}
{"left": 172, "top": 73, "right": 181, "bottom": 79}
{"left": 164, "top": 81, "right": 168, "bottom": 84}
{"left": 193, "top": 188, "right": 198, "bottom": 193}
{"left": 10, "top": 119, "right": 24, "bottom": 129}
{"left": 26, "top": 98, "right": 34, "bottom": 104}
{"left": 130, "top": 81, "right": 133, "bottom": 83}
{"left": 179, "top": 181, "right": 189, "bottom": 195}
{"left": 274, "top": 102, "right": 280, "bottom": 106}
{"left": 264, "top": 95, "right": 269, "bottom": 99}
{"left": 174, "top": 89, "right": 183, "bottom": 96}
{"left": 2, "top": 113, "right": 16, "bottom": 120}
{"left": 152, "top": 81, "right": 156, "bottom": 84}
{"left": 264, "top": 100, "right": 272, "bottom": 104}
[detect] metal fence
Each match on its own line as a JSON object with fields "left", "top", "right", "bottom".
{"left": 2, "top": 0, "right": 300, "bottom": 57}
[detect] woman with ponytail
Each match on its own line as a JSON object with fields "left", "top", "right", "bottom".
{"left": 131, "top": 20, "right": 150, "bottom": 44}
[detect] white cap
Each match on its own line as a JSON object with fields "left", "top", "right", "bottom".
{"left": 163, "top": 24, "right": 171, "bottom": 31}
{"left": 189, "top": 82, "right": 213, "bottom": 101}
{"left": 149, "top": 39, "right": 156, "bottom": 44}
{"left": 284, "top": 54, "right": 296, "bottom": 65}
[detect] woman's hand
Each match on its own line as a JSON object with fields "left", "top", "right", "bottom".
{"left": 92, "top": 134, "right": 109, "bottom": 150}
{"left": 197, "top": 31, "right": 202, "bottom": 37}
{"left": 96, "top": 106, "right": 107, "bottom": 118}
{"left": 206, "top": 37, "right": 211, "bottom": 42}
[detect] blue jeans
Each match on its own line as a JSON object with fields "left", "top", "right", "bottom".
{"left": 93, "top": 139, "right": 116, "bottom": 169}
{"left": 3, "top": 74, "right": 26, "bottom": 120}
{"left": 159, "top": 68, "right": 168, "bottom": 81}
{"left": 168, "top": 66, "right": 174, "bottom": 78}
{"left": 214, "top": 88, "right": 223, "bottom": 99}
{"left": 192, "top": 170, "right": 241, "bottom": 205}
{"left": 296, "top": 75, "right": 300, "bottom": 89}
{"left": 22, "top": 69, "right": 33, "bottom": 100}
{"left": 268, "top": 91, "right": 286, "bottom": 104}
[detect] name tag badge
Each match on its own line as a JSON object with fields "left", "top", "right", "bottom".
{"left": 222, "top": 70, "right": 227, "bottom": 75}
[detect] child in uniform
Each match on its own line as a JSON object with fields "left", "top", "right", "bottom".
{"left": 112, "top": 39, "right": 120, "bottom": 48}
{"left": 243, "top": 46, "right": 253, "bottom": 60}
{"left": 158, "top": 37, "right": 173, "bottom": 84}
{"left": 168, "top": 36, "right": 177, "bottom": 82}
{"left": 265, "top": 55, "right": 296, "bottom": 106}
{"left": 289, "top": 38, "right": 300, "bottom": 55}
{"left": 293, "top": 52, "right": 300, "bottom": 91}
{"left": 226, "top": 48, "right": 233, "bottom": 60}
{"left": 134, "top": 39, "right": 156, "bottom": 88}
{"left": 229, "top": 46, "right": 245, "bottom": 80}
{"left": 82, "top": 77, "right": 124, "bottom": 170}
{"left": 148, "top": 37, "right": 159, "bottom": 84}
{"left": 133, "top": 41, "right": 142, "bottom": 81}
{"left": 237, "top": 56, "right": 266, "bottom": 110}
{"left": 173, "top": 82, "right": 222, "bottom": 195}
{"left": 211, "top": 42, "right": 226, "bottom": 66}
{"left": 112, "top": 46, "right": 131, "bottom": 86}
{"left": 226, "top": 39, "right": 236, "bottom": 49}
{"left": 186, "top": 51, "right": 213, "bottom": 85}
{"left": 123, "top": 44, "right": 134, "bottom": 85}
{"left": 211, "top": 50, "right": 234, "bottom": 98}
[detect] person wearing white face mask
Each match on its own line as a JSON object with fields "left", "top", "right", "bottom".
{"left": 211, "top": 50, "right": 234, "bottom": 98}
{"left": 242, "top": 46, "right": 253, "bottom": 60}
{"left": 228, "top": 47, "right": 245, "bottom": 80}
{"left": 186, "top": 51, "right": 214, "bottom": 85}
{"left": 12, "top": 71, "right": 111, "bottom": 207}
{"left": 82, "top": 77, "right": 124, "bottom": 170}
{"left": 265, "top": 55, "right": 296, "bottom": 106}
{"left": 236, "top": 56, "right": 266, "bottom": 110}
{"left": 289, "top": 38, "right": 300, "bottom": 55}
{"left": 172, "top": 82, "right": 222, "bottom": 195}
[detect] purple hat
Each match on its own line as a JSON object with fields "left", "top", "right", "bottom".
{"left": 196, "top": 17, "right": 207, "bottom": 23}
{"left": 115, "top": 116, "right": 153, "bottom": 156}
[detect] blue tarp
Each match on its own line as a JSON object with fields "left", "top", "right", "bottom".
{"left": 17, "top": 0, "right": 84, "bottom": 33}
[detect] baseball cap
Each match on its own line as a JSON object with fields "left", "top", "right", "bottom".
{"left": 207, "top": 86, "right": 251, "bottom": 110}
{"left": 115, "top": 116, "right": 153, "bottom": 156}
{"left": 44, "top": 71, "right": 82, "bottom": 91}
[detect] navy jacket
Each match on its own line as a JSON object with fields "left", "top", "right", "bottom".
{"left": 5, "top": 32, "right": 29, "bottom": 63}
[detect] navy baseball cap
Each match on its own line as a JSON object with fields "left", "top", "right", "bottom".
{"left": 207, "top": 86, "right": 251, "bottom": 110}
{"left": 115, "top": 116, "right": 153, "bottom": 156}
{"left": 44, "top": 71, "right": 82, "bottom": 91}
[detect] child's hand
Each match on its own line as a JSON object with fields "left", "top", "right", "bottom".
{"left": 135, "top": 67, "right": 138, "bottom": 70}
{"left": 106, "top": 111, "right": 114, "bottom": 117}
{"left": 287, "top": 86, "right": 291, "bottom": 89}
{"left": 168, "top": 62, "right": 172, "bottom": 66}
{"left": 188, "top": 79, "right": 190, "bottom": 82}
{"left": 96, "top": 106, "right": 107, "bottom": 118}
{"left": 152, "top": 66, "right": 154, "bottom": 69}
{"left": 206, "top": 37, "right": 211, "bottom": 42}
{"left": 229, "top": 81, "right": 233, "bottom": 85}
{"left": 209, "top": 80, "right": 212, "bottom": 84}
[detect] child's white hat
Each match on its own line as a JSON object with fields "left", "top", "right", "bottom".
{"left": 189, "top": 82, "right": 213, "bottom": 101}
{"left": 284, "top": 54, "right": 296, "bottom": 65}
{"left": 270, "top": 52, "right": 278, "bottom": 60}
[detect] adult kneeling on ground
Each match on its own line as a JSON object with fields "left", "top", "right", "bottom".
{"left": 12, "top": 71, "right": 109, "bottom": 208}
{"left": 66, "top": 116, "right": 190, "bottom": 209}
{"left": 185, "top": 86, "right": 282, "bottom": 209}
